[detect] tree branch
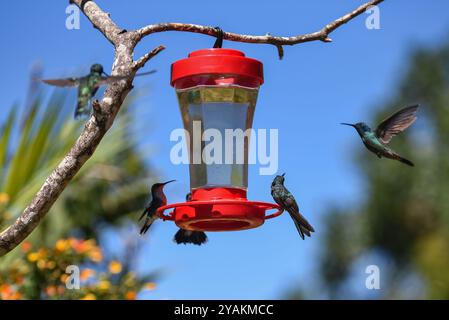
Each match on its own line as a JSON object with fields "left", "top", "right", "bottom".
{"left": 133, "top": 45, "right": 166, "bottom": 70}
{"left": 70, "top": 0, "right": 122, "bottom": 45}
{"left": 136, "top": 0, "right": 383, "bottom": 48}
{"left": 0, "top": 0, "right": 384, "bottom": 256}
{"left": 0, "top": 0, "right": 161, "bottom": 256}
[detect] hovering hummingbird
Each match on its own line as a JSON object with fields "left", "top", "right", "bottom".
{"left": 138, "top": 180, "right": 175, "bottom": 235}
{"left": 40, "top": 64, "right": 156, "bottom": 119}
{"left": 341, "top": 105, "right": 419, "bottom": 167}
{"left": 173, "top": 193, "right": 208, "bottom": 246}
{"left": 271, "top": 174, "right": 315, "bottom": 240}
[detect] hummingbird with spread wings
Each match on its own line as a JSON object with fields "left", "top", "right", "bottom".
{"left": 173, "top": 193, "right": 208, "bottom": 246}
{"left": 41, "top": 63, "right": 156, "bottom": 119}
{"left": 271, "top": 174, "right": 315, "bottom": 240}
{"left": 341, "top": 105, "right": 419, "bottom": 166}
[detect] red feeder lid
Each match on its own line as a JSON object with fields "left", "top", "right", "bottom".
{"left": 171, "top": 48, "right": 264, "bottom": 88}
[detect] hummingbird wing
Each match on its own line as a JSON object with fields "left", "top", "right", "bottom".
{"left": 173, "top": 229, "right": 208, "bottom": 245}
{"left": 134, "top": 70, "right": 157, "bottom": 77}
{"left": 138, "top": 205, "right": 151, "bottom": 221}
{"left": 41, "top": 77, "right": 79, "bottom": 87}
{"left": 139, "top": 201, "right": 160, "bottom": 235}
{"left": 95, "top": 70, "right": 157, "bottom": 87}
{"left": 375, "top": 105, "right": 419, "bottom": 144}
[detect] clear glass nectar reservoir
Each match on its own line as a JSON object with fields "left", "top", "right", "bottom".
{"left": 177, "top": 85, "right": 259, "bottom": 190}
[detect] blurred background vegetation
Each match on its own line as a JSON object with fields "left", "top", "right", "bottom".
{"left": 2, "top": 38, "right": 449, "bottom": 300}
{"left": 0, "top": 67, "right": 159, "bottom": 299}
{"left": 288, "top": 40, "right": 449, "bottom": 299}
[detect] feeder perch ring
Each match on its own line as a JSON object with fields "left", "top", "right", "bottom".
{"left": 156, "top": 200, "right": 283, "bottom": 232}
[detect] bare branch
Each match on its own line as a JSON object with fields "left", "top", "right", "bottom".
{"left": 136, "top": 0, "right": 383, "bottom": 47}
{"left": 133, "top": 45, "right": 166, "bottom": 70}
{"left": 70, "top": 0, "right": 123, "bottom": 46}
{"left": 0, "top": 0, "right": 385, "bottom": 256}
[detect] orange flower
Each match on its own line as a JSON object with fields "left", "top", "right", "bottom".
{"left": 68, "top": 237, "right": 78, "bottom": 247}
{"left": 84, "top": 239, "right": 97, "bottom": 249}
{"left": 69, "top": 238, "right": 84, "bottom": 252}
{"left": 71, "top": 239, "right": 96, "bottom": 254}
{"left": 97, "top": 280, "right": 111, "bottom": 291}
{"left": 27, "top": 252, "right": 39, "bottom": 262}
{"left": 57, "top": 286, "right": 65, "bottom": 295}
{"left": 21, "top": 241, "right": 32, "bottom": 253}
{"left": 80, "top": 293, "right": 96, "bottom": 300}
{"left": 88, "top": 248, "right": 103, "bottom": 262}
{"left": 60, "top": 273, "right": 69, "bottom": 284}
{"left": 27, "top": 248, "right": 47, "bottom": 262}
{"left": 37, "top": 259, "right": 46, "bottom": 270}
{"left": 0, "top": 284, "right": 12, "bottom": 299}
{"left": 0, "top": 192, "right": 9, "bottom": 204}
{"left": 55, "top": 239, "right": 70, "bottom": 252}
{"left": 108, "top": 261, "right": 122, "bottom": 274}
{"left": 143, "top": 282, "right": 157, "bottom": 291}
{"left": 9, "top": 292, "right": 22, "bottom": 300}
{"left": 125, "top": 291, "right": 137, "bottom": 300}
{"left": 80, "top": 268, "right": 95, "bottom": 281}
{"left": 45, "top": 286, "right": 57, "bottom": 296}
{"left": 37, "top": 248, "right": 48, "bottom": 258}
{"left": 0, "top": 284, "right": 21, "bottom": 300}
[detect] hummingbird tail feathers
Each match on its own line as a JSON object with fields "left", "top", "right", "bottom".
{"left": 74, "top": 98, "right": 91, "bottom": 120}
{"left": 138, "top": 208, "right": 149, "bottom": 222}
{"left": 173, "top": 228, "right": 208, "bottom": 245}
{"left": 393, "top": 153, "right": 415, "bottom": 167}
{"left": 139, "top": 217, "right": 155, "bottom": 235}
{"left": 396, "top": 155, "right": 414, "bottom": 167}
{"left": 288, "top": 211, "right": 315, "bottom": 240}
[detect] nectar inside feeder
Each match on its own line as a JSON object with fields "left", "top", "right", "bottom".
{"left": 157, "top": 48, "right": 283, "bottom": 232}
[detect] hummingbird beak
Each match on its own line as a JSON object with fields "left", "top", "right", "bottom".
{"left": 340, "top": 123, "right": 356, "bottom": 128}
{"left": 281, "top": 173, "right": 285, "bottom": 177}
{"left": 102, "top": 71, "right": 109, "bottom": 77}
{"left": 162, "top": 179, "right": 176, "bottom": 185}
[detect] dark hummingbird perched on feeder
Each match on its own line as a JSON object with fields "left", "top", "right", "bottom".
{"left": 40, "top": 64, "right": 156, "bottom": 119}
{"left": 139, "top": 180, "right": 175, "bottom": 235}
{"left": 173, "top": 193, "right": 208, "bottom": 246}
{"left": 341, "top": 105, "right": 419, "bottom": 167}
{"left": 271, "top": 174, "right": 315, "bottom": 240}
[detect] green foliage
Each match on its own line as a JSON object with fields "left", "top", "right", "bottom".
{"left": 0, "top": 78, "right": 157, "bottom": 299}
{"left": 0, "top": 238, "right": 157, "bottom": 300}
{"left": 0, "top": 90, "right": 150, "bottom": 243}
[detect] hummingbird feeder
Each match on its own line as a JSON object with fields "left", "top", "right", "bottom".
{"left": 157, "top": 48, "right": 283, "bottom": 232}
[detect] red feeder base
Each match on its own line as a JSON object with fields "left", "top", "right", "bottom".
{"left": 156, "top": 188, "right": 283, "bottom": 232}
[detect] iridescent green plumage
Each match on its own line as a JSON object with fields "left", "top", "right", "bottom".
{"left": 75, "top": 70, "right": 102, "bottom": 119}
{"left": 41, "top": 64, "right": 156, "bottom": 120}
{"left": 341, "top": 105, "right": 419, "bottom": 166}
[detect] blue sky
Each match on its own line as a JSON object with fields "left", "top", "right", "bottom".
{"left": 1, "top": 1, "right": 449, "bottom": 299}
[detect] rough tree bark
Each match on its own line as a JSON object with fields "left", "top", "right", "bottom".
{"left": 0, "top": 0, "right": 384, "bottom": 256}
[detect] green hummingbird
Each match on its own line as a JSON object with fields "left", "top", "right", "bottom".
{"left": 41, "top": 64, "right": 156, "bottom": 119}
{"left": 271, "top": 173, "right": 315, "bottom": 240}
{"left": 341, "top": 105, "right": 419, "bottom": 167}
